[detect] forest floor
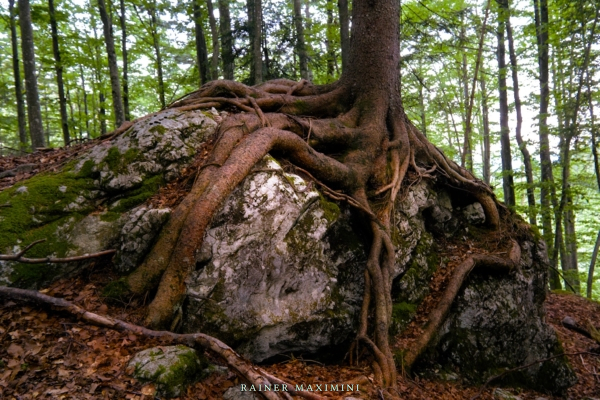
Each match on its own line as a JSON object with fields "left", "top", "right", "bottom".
{"left": 0, "top": 264, "right": 599, "bottom": 400}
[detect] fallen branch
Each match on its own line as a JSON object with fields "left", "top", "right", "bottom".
{"left": 403, "top": 240, "right": 521, "bottom": 369}
{"left": 0, "top": 286, "right": 323, "bottom": 400}
{"left": 0, "top": 239, "right": 116, "bottom": 264}
{"left": 562, "top": 316, "right": 600, "bottom": 344}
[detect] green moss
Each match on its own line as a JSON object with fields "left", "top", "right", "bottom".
{"left": 109, "top": 174, "right": 164, "bottom": 213}
{"left": 0, "top": 169, "right": 97, "bottom": 287}
{"left": 390, "top": 302, "right": 418, "bottom": 336}
{"left": 99, "top": 211, "right": 122, "bottom": 222}
{"left": 149, "top": 125, "right": 167, "bottom": 135}
{"left": 319, "top": 194, "right": 340, "bottom": 222}
{"left": 77, "top": 160, "right": 96, "bottom": 179}
{"left": 101, "top": 146, "right": 141, "bottom": 175}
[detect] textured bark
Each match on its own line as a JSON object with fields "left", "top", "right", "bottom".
{"left": 588, "top": 230, "right": 600, "bottom": 299}
{"left": 218, "top": 0, "right": 234, "bottom": 80}
{"left": 496, "top": 9, "right": 515, "bottom": 207}
{"left": 246, "top": 0, "right": 262, "bottom": 84}
{"left": 97, "top": 0, "right": 125, "bottom": 127}
{"left": 325, "top": 0, "right": 336, "bottom": 81}
{"left": 337, "top": 0, "right": 349, "bottom": 73}
{"left": 533, "top": 0, "right": 559, "bottom": 289}
{"left": 480, "top": 74, "right": 491, "bottom": 185}
{"left": 18, "top": 0, "right": 45, "bottom": 149}
{"left": 504, "top": 0, "right": 536, "bottom": 225}
{"left": 147, "top": 3, "right": 166, "bottom": 109}
{"left": 206, "top": 0, "right": 219, "bottom": 80}
{"left": 79, "top": 65, "right": 90, "bottom": 138}
{"left": 119, "top": 0, "right": 130, "bottom": 120}
{"left": 8, "top": 0, "right": 28, "bottom": 148}
{"left": 293, "top": 0, "right": 309, "bottom": 80}
{"left": 193, "top": 0, "right": 209, "bottom": 85}
{"left": 48, "top": 0, "right": 70, "bottom": 145}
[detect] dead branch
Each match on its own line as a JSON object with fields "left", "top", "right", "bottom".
{"left": 0, "top": 286, "right": 322, "bottom": 400}
{"left": 562, "top": 316, "right": 600, "bottom": 344}
{"left": 0, "top": 239, "right": 116, "bottom": 264}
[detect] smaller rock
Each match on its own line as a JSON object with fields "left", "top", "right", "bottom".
{"left": 127, "top": 345, "right": 205, "bottom": 398}
{"left": 223, "top": 386, "right": 259, "bottom": 400}
{"left": 493, "top": 388, "right": 522, "bottom": 400}
{"left": 58, "top": 185, "right": 67, "bottom": 193}
{"left": 463, "top": 202, "right": 486, "bottom": 225}
{"left": 15, "top": 186, "right": 28, "bottom": 194}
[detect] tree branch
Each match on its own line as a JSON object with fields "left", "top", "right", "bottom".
{"left": 0, "top": 239, "right": 116, "bottom": 264}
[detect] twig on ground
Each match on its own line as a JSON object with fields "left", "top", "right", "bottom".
{"left": 0, "top": 239, "right": 116, "bottom": 264}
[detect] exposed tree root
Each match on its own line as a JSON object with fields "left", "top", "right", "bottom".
{"left": 0, "top": 239, "right": 115, "bottom": 263}
{"left": 0, "top": 286, "right": 324, "bottom": 400}
{"left": 115, "top": 76, "right": 506, "bottom": 390}
{"left": 402, "top": 240, "right": 522, "bottom": 370}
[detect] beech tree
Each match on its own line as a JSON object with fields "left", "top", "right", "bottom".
{"left": 118, "top": 0, "right": 508, "bottom": 390}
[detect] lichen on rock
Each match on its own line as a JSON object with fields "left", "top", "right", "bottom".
{"left": 126, "top": 345, "right": 206, "bottom": 398}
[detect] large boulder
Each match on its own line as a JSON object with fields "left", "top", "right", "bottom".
{"left": 0, "top": 110, "right": 575, "bottom": 394}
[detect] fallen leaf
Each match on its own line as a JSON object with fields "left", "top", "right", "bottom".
{"left": 7, "top": 343, "right": 24, "bottom": 358}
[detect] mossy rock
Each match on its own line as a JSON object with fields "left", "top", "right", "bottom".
{"left": 126, "top": 345, "right": 207, "bottom": 398}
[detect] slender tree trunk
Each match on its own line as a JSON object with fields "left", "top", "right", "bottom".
{"left": 97, "top": 0, "right": 125, "bottom": 127}
{"left": 119, "top": 0, "right": 130, "bottom": 120}
{"left": 337, "top": 0, "right": 349, "bottom": 73}
{"left": 459, "top": 20, "right": 472, "bottom": 171}
{"left": 206, "top": 0, "right": 219, "bottom": 80}
{"left": 48, "top": 0, "right": 70, "bottom": 145}
{"left": 496, "top": 10, "right": 515, "bottom": 207}
{"left": 325, "top": 0, "right": 335, "bottom": 82}
{"left": 588, "top": 230, "right": 600, "bottom": 299}
{"left": 533, "top": 0, "right": 560, "bottom": 288}
{"left": 503, "top": 0, "right": 536, "bottom": 225}
{"left": 8, "top": 0, "right": 28, "bottom": 148}
{"left": 480, "top": 73, "right": 491, "bottom": 186}
{"left": 293, "top": 0, "right": 309, "bottom": 79}
{"left": 147, "top": 3, "right": 166, "bottom": 109}
{"left": 99, "top": 92, "right": 107, "bottom": 136}
{"left": 246, "top": 0, "right": 262, "bottom": 84}
{"left": 18, "top": 0, "right": 45, "bottom": 149}
{"left": 79, "top": 65, "right": 90, "bottom": 138}
{"left": 194, "top": 0, "right": 209, "bottom": 85}
{"left": 218, "top": 0, "right": 234, "bottom": 80}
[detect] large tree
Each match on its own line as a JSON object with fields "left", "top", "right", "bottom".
{"left": 120, "top": 0, "right": 505, "bottom": 390}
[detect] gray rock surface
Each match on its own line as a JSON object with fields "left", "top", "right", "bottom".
{"left": 126, "top": 345, "right": 205, "bottom": 398}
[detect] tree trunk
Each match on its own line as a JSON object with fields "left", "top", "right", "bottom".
{"left": 325, "top": 0, "right": 335, "bottom": 82}
{"left": 246, "top": 0, "right": 262, "bottom": 84}
{"left": 194, "top": 0, "right": 210, "bottom": 85}
{"left": 459, "top": 20, "right": 472, "bottom": 171}
{"left": 293, "top": 0, "right": 309, "bottom": 80}
{"left": 8, "top": 0, "right": 28, "bottom": 148}
{"left": 206, "top": 0, "right": 219, "bottom": 80}
{"left": 99, "top": 92, "right": 107, "bottom": 136}
{"left": 588, "top": 230, "right": 600, "bottom": 299}
{"left": 495, "top": 9, "right": 515, "bottom": 207}
{"left": 147, "top": 3, "right": 166, "bottom": 109}
{"left": 533, "top": 0, "right": 560, "bottom": 289}
{"left": 79, "top": 65, "right": 90, "bottom": 138}
{"left": 503, "top": 0, "right": 536, "bottom": 225}
{"left": 337, "top": 0, "right": 349, "bottom": 73}
{"left": 48, "top": 0, "right": 70, "bottom": 146}
{"left": 119, "top": 0, "right": 130, "bottom": 120}
{"left": 97, "top": 0, "right": 125, "bottom": 127}
{"left": 480, "top": 73, "right": 491, "bottom": 186}
{"left": 218, "top": 0, "right": 234, "bottom": 80}
{"left": 18, "top": 0, "right": 45, "bottom": 149}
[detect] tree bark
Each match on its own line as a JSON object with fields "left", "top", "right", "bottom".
{"left": 503, "top": 0, "right": 536, "bottom": 225}
{"left": 206, "top": 0, "right": 220, "bottom": 80}
{"left": 218, "top": 0, "right": 234, "bottom": 80}
{"left": 119, "top": 0, "right": 130, "bottom": 120}
{"left": 79, "top": 65, "right": 90, "bottom": 138}
{"left": 337, "top": 0, "right": 349, "bottom": 73}
{"left": 325, "top": 0, "right": 336, "bottom": 82}
{"left": 8, "top": 0, "right": 28, "bottom": 148}
{"left": 246, "top": 0, "right": 263, "bottom": 84}
{"left": 533, "top": 0, "right": 560, "bottom": 289}
{"left": 194, "top": 0, "right": 210, "bottom": 85}
{"left": 147, "top": 2, "right": 166, "bottom": 109}
{"left": 495, "top": 8, "right": 515, "bottom": 207}
{"left": 480, "top": 73, "right": 491, "bottom": 186}
{"left": 588, "top": 230, "right": 600, "bottom": 299}
{"left": 48, "top": 0, "right": 70, "bottom": 146}
{"left": 293, "top": 0, "right": 309, "bottom": 80}
{"left": 18, "top": 0, "right": 45, "bottom": 149}
{"left": 97, "top": 0, "right": 125, "bottom": 127}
